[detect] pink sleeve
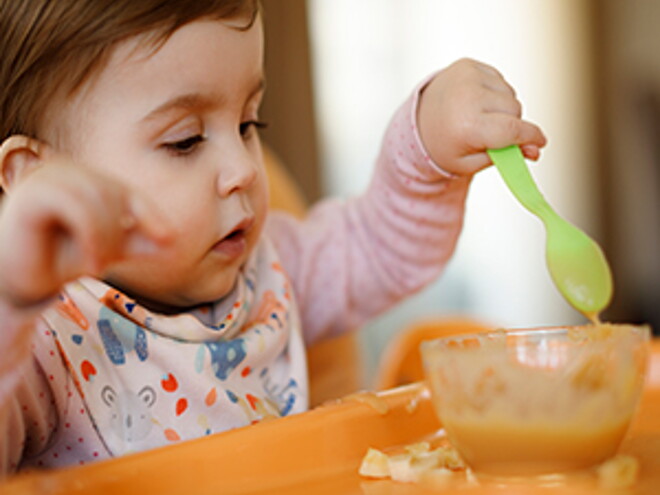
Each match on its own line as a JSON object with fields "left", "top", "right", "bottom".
{"left": 265, "top": 78, "right": 471, "bottom": 345}
{"left": 0, "top": 302, "right": 57, "bottom": 475}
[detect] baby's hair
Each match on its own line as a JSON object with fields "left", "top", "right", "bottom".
{"left": 0, "top": 0, "right": 258, "bottom": 142}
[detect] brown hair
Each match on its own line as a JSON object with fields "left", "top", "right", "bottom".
{"left": 0, "top": 0, "right": 258, "bottom": 142}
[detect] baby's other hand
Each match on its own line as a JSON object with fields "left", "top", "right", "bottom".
{"left": 417, "top": 58, "right": 547, "bottom": 176}
{"left": 0, "top": 158, "right": 173, "bottom": 309}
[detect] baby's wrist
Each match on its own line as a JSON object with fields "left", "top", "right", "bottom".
{"left": 411, "top": 78, "right": 458, "bottom": 180}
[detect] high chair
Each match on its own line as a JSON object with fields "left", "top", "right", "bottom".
{"left": 263, "top": 146, "right": 363, "bottom": 406}
{"left": 375, "top": 316, "right": 493, "bottom": 390}
{"left": 263, "top": 145, "right": 307, "bottom": 220}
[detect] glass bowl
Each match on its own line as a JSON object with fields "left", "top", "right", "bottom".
{"left": 421, "top": 323, "right": 651, "bottom": 477}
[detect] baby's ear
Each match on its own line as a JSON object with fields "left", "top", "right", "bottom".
{"left": 0, "top": 135, "right": 48, "bottom": 192}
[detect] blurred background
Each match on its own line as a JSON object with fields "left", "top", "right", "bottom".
{"left": 258, "top": 0, "right": 660, "bottom": 385}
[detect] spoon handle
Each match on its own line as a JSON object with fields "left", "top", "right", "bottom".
{"left": 487, "top": 145, "right": 556, "bottom": 221}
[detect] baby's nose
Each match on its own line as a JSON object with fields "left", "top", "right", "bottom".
{"left": 216, "top": 153, "right": 259, "bottom": 197}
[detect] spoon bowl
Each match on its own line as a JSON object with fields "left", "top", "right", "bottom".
{"left": 487, "top": 145, "right": 613, "bottom": 317}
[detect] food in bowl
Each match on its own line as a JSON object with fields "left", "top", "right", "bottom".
{"left": 421, "top": 323, "right": 650, "bottom": 477}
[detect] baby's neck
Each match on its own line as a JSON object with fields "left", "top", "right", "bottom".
{"left": 102, "top": 279, "right": 219, "bottom": 316}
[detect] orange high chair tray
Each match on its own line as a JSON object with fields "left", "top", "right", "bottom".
{"left": 3, "top": 340, "right": 660, "bottom": 495}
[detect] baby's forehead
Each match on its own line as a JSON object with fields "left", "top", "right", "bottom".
{"left": 51, "top": 18, "right": 264, "bottom": 139}
{"left": 110, "top": 14, "right": 262, "bottom": 68}
{"left": 101, "top": 18, "right": 261, "bottom": 81}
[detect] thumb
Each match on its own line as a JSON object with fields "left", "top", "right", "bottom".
{"left": 520, "top": 144, "right": 542, "bottom": 161}
{"left": 129, "top": 194, "right": 175, "bottom": 242}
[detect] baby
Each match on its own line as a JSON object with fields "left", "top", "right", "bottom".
{"left": 0, "top": 0, "right": 545, "bottom": 474}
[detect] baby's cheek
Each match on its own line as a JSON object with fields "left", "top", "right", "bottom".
{"left": 253, "top": 174, "right": 269, "bottom": 220}
{"left": 248, "top": 186, "right": 268, "bottom": 247}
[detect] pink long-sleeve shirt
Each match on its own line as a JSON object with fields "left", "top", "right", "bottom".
{"left": 0, "top": 81, "right": 470, "bottom": 474}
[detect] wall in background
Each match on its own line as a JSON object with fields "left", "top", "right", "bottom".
{"left": 595, "top": 0, "right": 660, "bottom": 333}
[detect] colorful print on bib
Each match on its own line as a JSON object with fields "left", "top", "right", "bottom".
{"left": 43, "top": 238, "right": 308, "bottom": 456}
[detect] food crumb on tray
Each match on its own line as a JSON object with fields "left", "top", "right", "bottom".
{"left": 342, "top": 392, "right": 390, "bottom": 415}
{"left": 597, "top": 454, "right": 639, "bottom": 489}
{"left": 360, "top": 441, "right": 641, "bottom": 489}
{"left": 358, "top": 441, "right": 466, "bottom": 484}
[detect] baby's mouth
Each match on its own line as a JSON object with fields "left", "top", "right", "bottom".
{"left": 212, "top": 218, "right": 254, "bottom": 258}
{"left": 225, "top": 229, "right": 243, "bottom": 240}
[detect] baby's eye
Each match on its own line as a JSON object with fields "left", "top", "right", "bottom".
{"left": 239, "top": 120, "right": 267, "bottom": 138}
{"left": 162, "top": 135, "right": 206, "bottom": 155}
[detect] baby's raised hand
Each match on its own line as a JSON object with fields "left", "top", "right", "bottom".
{"left": 418, "top": 58, "right": 547, "bottom": 176}
{"left": 0, "top": 157, "right": 172, "bottom": 309}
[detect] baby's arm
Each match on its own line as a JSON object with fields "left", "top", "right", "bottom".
{"left": 266, "top": 59, "right": 545, "bottom": 344}
{"left": 0, "top": 147, "right": 172, "bottom": 473}
{"left": 0, "top": 320, "right": 58, "bottom": 474}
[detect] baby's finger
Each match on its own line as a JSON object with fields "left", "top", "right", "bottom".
{"left": 483, "top": 92, "right": 523, "bottom": 117}
{"left": 459, "top": 144, "right": 542, "bottom": 176}
{"left": 477, "top": 114, "right": 547, "bottom": 151}
{"left": 520, "top": 144, "right": 542, "bottom": 161}
{"left": 126, "top": 194, "right": 175, "bottom": 244}
{"left": 117, "top": 193, "right": 175, "bottom": 260}
{"left": 0, "top": 184, "right": 111, "bottom": 301}
{"left": 38, "top": 187, "right": 168, "bottom": 277}
{"left": 41, "top": 185, "right": 120, "bottom": 274}
{"left": 471, "top": 59, "right": 500, "bottom": 78}
{"left": 473, "top": 63, "right": 517, "bottom": 97}
{"left": 122, "top": 232, "right": 163, "bottom": 258}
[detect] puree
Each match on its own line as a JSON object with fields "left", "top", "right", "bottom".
{"left": 442, "top": 413, "right": 631, "bottom": 476}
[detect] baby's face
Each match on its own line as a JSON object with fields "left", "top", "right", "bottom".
{"left": 44, "top": 18, "right": 268, "bottom": 311}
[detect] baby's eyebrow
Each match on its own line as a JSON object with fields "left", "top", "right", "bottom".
{"left": 142, "top": 93, "right": 217, "bottom": 122}
{"left": 142, "top": 78, "right": 265, "bottom": 123}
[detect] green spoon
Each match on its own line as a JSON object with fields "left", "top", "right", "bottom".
{"left": 487, "top": 145, "right": 613, "bottom": 319}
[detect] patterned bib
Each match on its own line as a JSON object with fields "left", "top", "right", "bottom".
{"left": 42, "top": 238, "right": 308, "bottom": 456}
